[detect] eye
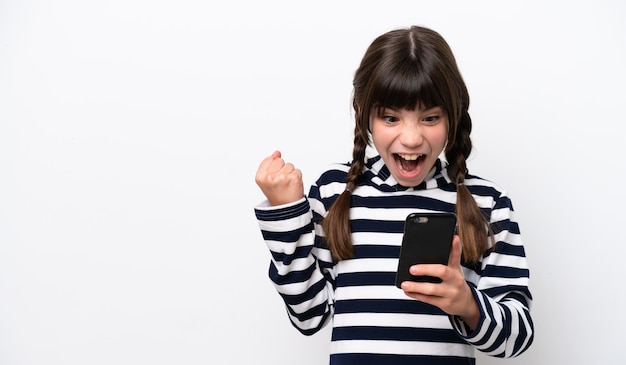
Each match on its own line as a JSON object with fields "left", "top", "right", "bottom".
{"left": 383, "top": 114, "right": 399, "bottom": 123}
{"left": 377, "top": 107, "right": 401, "bottom": 124}
{"left": 423, "top": 114, "right": 440, "bottom": 124}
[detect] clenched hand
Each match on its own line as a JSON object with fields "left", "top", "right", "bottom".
{"left": 255, "top": 150, "right": 304, "bottom": 206}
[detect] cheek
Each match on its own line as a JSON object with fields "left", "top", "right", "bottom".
{"left": 370, "top": 125, "right": 389, "bottom": 150}
{"left": 370, "top": 135, "right": 384, "bottom": 155}
{"left": 438, "top": 130, "right": 448, "bottom": 147}
{"left": 429, "top": 127, "right": 449, "bottom": 152}
{"left": 438, "top": 123, "right": 449, "bottom": 145}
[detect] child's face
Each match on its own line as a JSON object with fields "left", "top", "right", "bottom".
{"left": 370, "top": 106, "right": 448, "bottom": 187}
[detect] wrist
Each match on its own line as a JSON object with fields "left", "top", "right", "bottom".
{"left": 458, "top": 285, "right": 480, "bottom": 330}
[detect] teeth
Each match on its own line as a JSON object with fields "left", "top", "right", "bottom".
{"left": 398, "top": 153, "right": 421, "bottom": 161}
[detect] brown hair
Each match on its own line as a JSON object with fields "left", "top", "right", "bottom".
{"left": 322, "top": 26, "right": 491, "bottom": 263}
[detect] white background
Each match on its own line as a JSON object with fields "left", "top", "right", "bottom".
{"left": 1, "top": 0, "right": 625, "bottom": 364}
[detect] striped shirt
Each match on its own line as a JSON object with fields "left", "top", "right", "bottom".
{"left": 255, "top": 156, "right": 534, "bottom": 364}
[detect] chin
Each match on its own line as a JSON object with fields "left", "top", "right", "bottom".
{"left": 394, "top": 175, "right": 425, "bottom": 188}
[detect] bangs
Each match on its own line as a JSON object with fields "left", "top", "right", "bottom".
{"left": 370, "top": 60, "right": 445, "bottom": 114}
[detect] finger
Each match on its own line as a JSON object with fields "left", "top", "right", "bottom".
{"left": 257, "top": 150, "right": 282, "bottom": 172}
{"left": 401, "top": 280, "right": 438, "bottom": 296}
{"left": 276, "top": 164, "right": 303, "bottom": 190}
{"left": 280, "top": 162, "right": 296, "bottom": 176}
{"left": 447, "top": 235, "right": 462, "bottom": 269}
{"left": 256, "top": 152, "right": 286, "bottom": 187}
{"left": 292, "top": 168, "right": 303, "bottom": 182}
{"left": 266, "top": 155, "right": 288, "bottom": 174}
{"left": 409, "top": 263, "right": 445, "bottom": 281}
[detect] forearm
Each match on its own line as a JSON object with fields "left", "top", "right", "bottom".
{"left": 255, "top": 198, "right": 334, "bottom": 334}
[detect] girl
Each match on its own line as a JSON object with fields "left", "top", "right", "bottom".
{"left": 254, "top": 25, "right": 533, "bottom": 364}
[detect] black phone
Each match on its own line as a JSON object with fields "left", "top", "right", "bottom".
{"left": 395, "top": 212, "right": 457, "bottom": 287}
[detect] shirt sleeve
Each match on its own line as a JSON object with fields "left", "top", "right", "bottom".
{"left": 449, "top": 191, "right": 534, "bottom": 358}
{"left": 254, "top": 197, "right": 336, "bottom": 336}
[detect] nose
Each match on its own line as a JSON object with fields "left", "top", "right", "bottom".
{"left": 399, "top": 122, "right": 423, "bottom": 147}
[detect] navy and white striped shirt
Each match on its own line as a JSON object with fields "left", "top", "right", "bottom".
{"left": 255, "top": 156, "right": 533, "bottom": 364}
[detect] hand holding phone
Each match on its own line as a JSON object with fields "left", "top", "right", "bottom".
{"left": 395, "top": 212, "right": 457, "bottom": 287}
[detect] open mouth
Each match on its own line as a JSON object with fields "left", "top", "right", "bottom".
{"left": 394, "top": 153, "right": 425, "bottom": 174}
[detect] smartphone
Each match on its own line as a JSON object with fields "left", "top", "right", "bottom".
{"left": 395, "top": 212, "right": 457, "bottom": 287}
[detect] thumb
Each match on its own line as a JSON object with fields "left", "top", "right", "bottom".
{"left": 448, "top": 235, "right": 463, "bottom": 269}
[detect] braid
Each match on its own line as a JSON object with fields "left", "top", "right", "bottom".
{"left": 446, "top": 109, "right": 471, "bottom": 180}
{"left": 322, "top": 119, "right": 369, "bottom": 261}
{"left": 446, "top": 109, "right": 492, "bottom": 263}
